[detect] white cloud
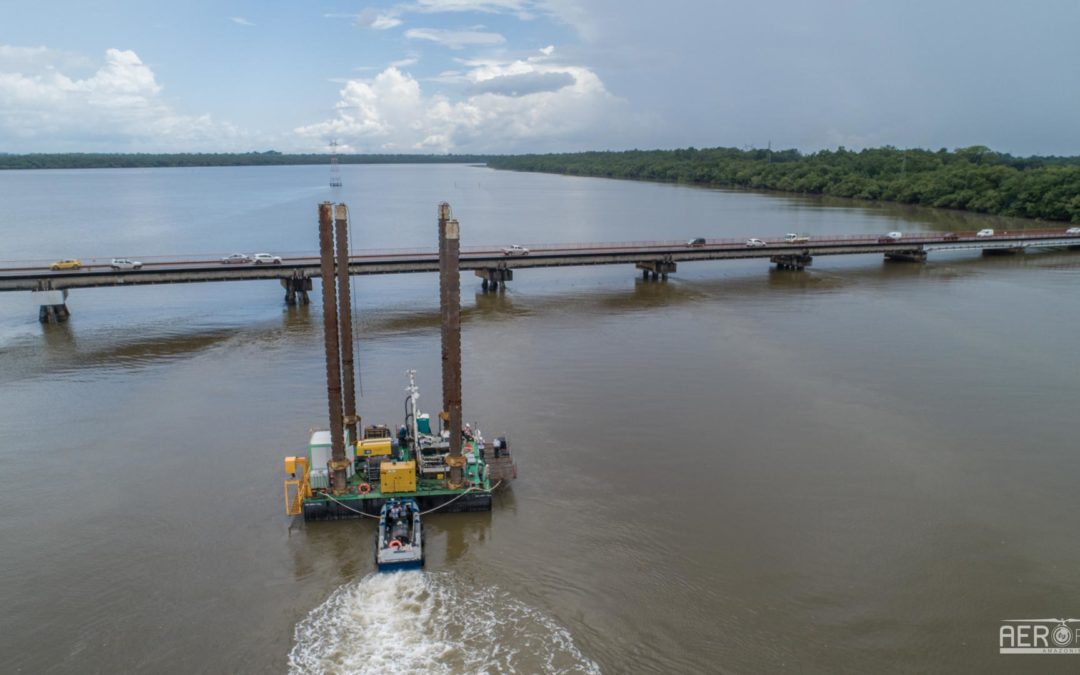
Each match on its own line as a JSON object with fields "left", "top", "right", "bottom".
{"left": 468, "top": 70, "right": 573, "bottom": 96}
{"left": 0, "top": 46, "right": 245, "bottom": 151}
{"left": 356, "top": 9, "right": 403, "bottom": 29}
{"left": 326, "top": 0, "right": 583, "bottom": 29}
{"left": 403, "top": 0, "right": 590, "bottom": 29}
{"left": 405, "top": 27, "right": 506, "bottom": 49}
{"left": 294, "top": 52, "right": 640, "bottom": 153}
{"left": 0, "top": 45, "right": 92, "bottom": 72}
{"left": 325, "top": 1, "right": 592, "bottom": 43}
{"left": 326, "top": 1, "right": 588, "bottom": 34}
{"left": 411, "top": 0, "right": 531, "bottom": 16}
{"left": 230, "top": 16, "right": 255, "bottom": 26}
{"left": 427, "top": 69, "right": 468, "bottom": 84}
{"left": 371, "top": 14, "right": 403, "bottom": 29}
{"left": 0, "top": 45, "right": 50, "bottom": 60}
{"left": 352, "top": 55, "right": 421, "bottom": 72}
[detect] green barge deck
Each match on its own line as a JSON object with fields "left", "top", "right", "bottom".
{"left": 285, "top": 420, "right": 514, "bottom": 521}
{"left": 298, "top": 461, "right": 495, "bottom": 520}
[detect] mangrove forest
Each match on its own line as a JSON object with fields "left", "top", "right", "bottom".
{"left": 487, "top": 146, "right": 1080, "bottom": 223}
{"left": 0, "top": 152, "right": 492, "bottom": 171}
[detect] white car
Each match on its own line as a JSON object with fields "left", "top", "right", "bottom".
{"left": 110, "top": 258, "right": 143, "bottom": 270}
{"left": 745, "top": 238, "right": 767, "bottom": 247}
{"left": 1066, "top": 227, "right": 1080, "bottom": 235}
{"left": 221, "top": 253, "right": 251, "bottom": 265}
{"left": 783, "top": 233, "right": 810, "bottom": 244}
{"left": 976, "top": 229, "right": 995, "bottom": 238}
{"left": 252, "top": 252, "right": 282, "bottom": 265}
{"left": 877, "top": 232, "right": 903, "bottom": 243}
{"left": 502, "top": 245, "right": 529, "bottom": 256}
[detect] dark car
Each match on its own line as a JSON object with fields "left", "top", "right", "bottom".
{"left": 943, "top": 232, "right": 960, "bottom": 241}
{"left": 687, "top": 238, "right": 707, "bottom": 247}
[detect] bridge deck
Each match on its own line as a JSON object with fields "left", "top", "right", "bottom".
{"left": 3, "top": 230, "right": 1079, "bottom": 292}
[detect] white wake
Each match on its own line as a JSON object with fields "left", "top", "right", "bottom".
{"left": 289, "top": 572, "right": 600, "bottom": 674}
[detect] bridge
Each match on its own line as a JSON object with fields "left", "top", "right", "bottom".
{"left": 4, "top": 227, "right": 1079, "bottom": 321}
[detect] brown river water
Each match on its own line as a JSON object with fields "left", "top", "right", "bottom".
{"left": 1, "top": 164, "right": 1079, "bottom": 674}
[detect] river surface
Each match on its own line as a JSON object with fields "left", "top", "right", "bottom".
{"left": 1, "top": 164, "right": 1079, "bottom": 674}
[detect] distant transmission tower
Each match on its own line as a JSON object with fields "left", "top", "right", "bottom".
{"left": 329, "top": 139, "right": 343, "bottom": 188}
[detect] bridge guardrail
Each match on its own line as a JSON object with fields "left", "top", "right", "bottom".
{"left": 2, "top": 228, "right": 1079, "bottom": 272}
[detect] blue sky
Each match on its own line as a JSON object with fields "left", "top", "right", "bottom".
{"left": 1, "top": 0, "right": 1079, "bottom": 155}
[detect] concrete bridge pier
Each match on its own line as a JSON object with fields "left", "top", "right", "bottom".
{"left": 33, "top": 288, "right": 70, "bottom": 323}
{"left": 771, "top": 254, "right": 813, "bottom": 270}
{"left": 476, "top": 266, "right": 512, "bottom": 292}
{"left": 885, "top": 249, "right": 928, "bottom": 262}
{"left": 281, "top": 274, "right": 313, "bottom": 305}
{"left": 636, "top": 260, "right": 677, "bottom": 281}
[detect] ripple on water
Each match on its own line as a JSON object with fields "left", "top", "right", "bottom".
{"left": 289, "top": 572, "right": 600, "bottom": 675}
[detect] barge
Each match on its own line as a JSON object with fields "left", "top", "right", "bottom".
{"left": 283, "top": 202, "right": 515, "bottom": 521}
{"left": 285, "top": 372, "right": 514, "bottom": 519}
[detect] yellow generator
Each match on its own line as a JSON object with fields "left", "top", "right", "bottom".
{"left": 380, "top": 460, "right": 417, "bottom": 493}
{"left": 357, "top": 437, "right": 393, "bottom": 457}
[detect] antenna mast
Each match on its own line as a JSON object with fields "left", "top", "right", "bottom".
{"left": 329, "top": 139, "right": 343, "bottom": 188}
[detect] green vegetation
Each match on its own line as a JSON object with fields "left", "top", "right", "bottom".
{"left": 10, "top": 146, "right": 1080, "bottom": 223}
{"left": 0, "top": 152, "right": 492, "bottom": 170}
{"left": 488, "top": 146, "right": 1080, "bottom": 223}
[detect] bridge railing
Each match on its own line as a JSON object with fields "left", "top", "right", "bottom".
{"left": 2, "top": 228, "right": 1078, "bottom": 271}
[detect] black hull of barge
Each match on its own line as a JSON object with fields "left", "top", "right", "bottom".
{"left": 302, "top": 491, "right": 492, "bottom": 521}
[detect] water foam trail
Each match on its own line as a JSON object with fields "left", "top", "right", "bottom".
{"left": 289, "top": 571, "right": 600, "bottom": 674}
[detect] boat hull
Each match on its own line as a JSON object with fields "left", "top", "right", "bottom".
{"left": 376, "top": 557, "right": 424, "bottom": 572}
{"left": 303, "top": 490, "right": 491, "bottom": 521}
{"left": 376, "top": 545, "right": 423, "bottom": 570}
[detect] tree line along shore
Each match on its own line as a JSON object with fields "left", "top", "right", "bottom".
{"left": 4, "top": 146, "right": 1080, "bottom": 223}
{"left": 487, "top": 146, "right": 1080, "bottom": 224}
{"left": 0, "top": 152, "right": 490, "bottom": 170}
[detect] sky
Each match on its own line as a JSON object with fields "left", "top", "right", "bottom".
{"left": 1, "top": 0, "right": 1079, "bottom": 156}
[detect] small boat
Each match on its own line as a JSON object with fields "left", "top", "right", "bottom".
{"left": 376, "top": 498, "right": 423, "bottom": 571}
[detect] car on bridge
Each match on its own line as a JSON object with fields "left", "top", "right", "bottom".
{"left": 1067, "top": 227, "right": 1080, "bottom": 235}
{"left": 976, "top": 229, "right": 995, "bottom": 238}
{"left": 50, "top": 259, "right": 82, "bottom": 271}
{"left": 877, "top": 232, "right": 903, "bottom": 243}
{"left": 221, "top": 253, "right": 251, "bottom": 265}
{"left": 687, "top": 238, "right": 707, "bottom": 247}
{"left": 109, "top": 258, "right": 142, "bottom": 270}
{"left": 745, "top": 238, "right": 767, "bottom": 247}
{"left": 252, "top": 253, "right": 282, "bottom": 265}
{"left": 783, "top": 233, "right": 810, "bottom": 243}
{"left": 502, "top": 245, "right": 529, "bottom": 256}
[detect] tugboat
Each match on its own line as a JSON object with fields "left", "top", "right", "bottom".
{"left": 376, "top": 498, "right": 423, "bottom": 571}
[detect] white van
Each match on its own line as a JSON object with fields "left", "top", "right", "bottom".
{"left": 976, "top": 229, "right": 995, "bottom": 238}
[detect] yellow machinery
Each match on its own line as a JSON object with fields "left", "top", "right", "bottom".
{"left": 283, "top": 456, "right": 311, "bottom": 516}
{"left": 357, "top": 437, "right": 392, "bottom": 457}
{"left": 380, "top": 460, "right": 417, "bottom": 493}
